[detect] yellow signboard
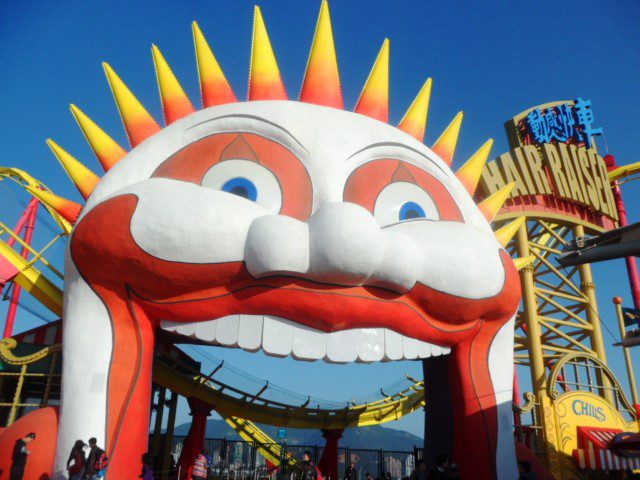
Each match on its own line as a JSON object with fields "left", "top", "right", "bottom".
{"left": 554, "top": 391, "right": 638, "bottom": 474}
{"left": 480, "top": 144, "right": 618, "bottom": 221}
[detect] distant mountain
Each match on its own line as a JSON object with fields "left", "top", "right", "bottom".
{"left": 173, "top": 419, "right": 422, "bottom": 451}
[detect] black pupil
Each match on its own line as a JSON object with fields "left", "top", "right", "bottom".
{"left": 405, "top": 209, "right": 421, "bottom": 219}
{"left": 230, "top": 186, "right": 249, "bottom": 198}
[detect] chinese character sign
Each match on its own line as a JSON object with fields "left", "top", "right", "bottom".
{"left": 524, "top": 99, "right": 603, "bottom": 148}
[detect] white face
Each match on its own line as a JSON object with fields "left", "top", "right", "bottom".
{"left": 73, "top": 101, "right": 513, "bottom": 363}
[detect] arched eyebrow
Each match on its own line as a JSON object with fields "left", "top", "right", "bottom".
{"left": 346, "top": 142, "right": 447, "bottom": 175}
{"left": 186, "top": 114, "right": 308, "bottom": 153}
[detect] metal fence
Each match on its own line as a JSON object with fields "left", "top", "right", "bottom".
{"left": 154, "top": 436, "right": 416, "bottom": 480}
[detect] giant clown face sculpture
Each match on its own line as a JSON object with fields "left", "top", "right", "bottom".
{"left": 37, "top": 5, "right": 523, "bottom": 480}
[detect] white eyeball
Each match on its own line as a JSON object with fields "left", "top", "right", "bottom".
{"left": 202, "top": 159, "right": 283, "bottom": 213}
{"left": 374, "top": 182, "right": 439, "bottom": 227}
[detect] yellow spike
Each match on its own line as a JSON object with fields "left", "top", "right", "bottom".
{"left": 397, "top": 78, "right": 432, "bottom": 142}
{"left": 70, "top": 104, "right": 127, "bottom": 171}
{"left": 432, "top": 112, "right": 463, "bottom": 166}
{"left": 514, "top": 255, "right": 535, "bottom": 271}
{"left": 299, "top": 0, "right": 343, "bottom": 108}
{"left": 249, "top": 6, "right": 287, "bottom": 100}
{"left": 103, "top": 62, "right": 161, "bottom": 147}
{"left": 494, "top": 216, "right": 526, "bottom": 247}
{"left": 25, "top": 186, "right": 82, "bottom": 226}
{"left": 455, "top": 139, "right": 493, "bottom": 195}
{"left": 46, "top": 139, "right": 100, "bottom": 200}
{"left": 477, "top": 182, "right": 515, "bottom": 222}
{"left": 151, "top": 44, "right": 195, "bottom": 125}
{"left": 354, "top": 39, "right": 389, "bottom": 122}
{"left": 192, "top": 21, "right": 236, "bottom": 107}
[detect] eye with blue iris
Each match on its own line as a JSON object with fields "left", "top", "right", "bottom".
{"left": 202, "top": 159, "right": 283, "bottom": 213}
{"left": 399, "top": 201, "right": 426, "bottom": 220}
{"left": 373, "top": 182, "right": 440, "bottom": 227}
{"left": 221, "top": 177, "right": 258, "bottom": 201}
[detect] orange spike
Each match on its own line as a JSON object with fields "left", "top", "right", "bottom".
{"left": 152, "top": 45, "right": 195, "bottom": 125}
{"left": 46, "top": 139, "right": 100, "bottom": 200}
{"left": 354, "top": 39, "right": 389, "bottom": 122}
{"left": 249, "top": 6, "right": 287, "bottom": 100}
{"left": 192, "top": 22, "right": 236, "bottom": 107}
{"left": 70, "top": 104, "right": 127, "bottom": 171}
{"left": 432, "top": 112, "right": 463, "bottom": 167}
{"left": 299, "top": 1, "right": 343, "bottom": 108}
{"left": 455, "top": 139, "right": 493, "bottom": 195}
{"left": 26, "top": 187, "right": 82, "bottom": 224}
{"left": 103, "top": 62, "right": 161, "bottom": 147}
{"left": 478, "top": 182, "right": 515, "bottom": 223}
{"left": 398, "top": 78, "right": 432, "bottom": 142}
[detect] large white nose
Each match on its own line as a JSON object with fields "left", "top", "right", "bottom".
{"left": 307, "top": 202, "right": 385, "bottom": 286}
{"left": 244, "top": 202, "right": 419, "bottom": 292}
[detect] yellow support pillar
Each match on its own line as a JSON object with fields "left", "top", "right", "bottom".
{"left": 573, "top": 225, "right": 613, "bottom": 403}
{"left": 613, "top": 297, "right": 639, "bottom": 407}
{"left": 8, "top": 364, "right": 27, "bottom": 426}
{"left": 517, "top": 224, "right": 547, "bottom": 392}
{"left": 161, "top": 391, "right": 178, "bottom": 480}
{"left": 516, "top": 224, "right": 562, "bottom": 478}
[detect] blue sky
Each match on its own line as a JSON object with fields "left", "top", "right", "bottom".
{"left": 1, "top": 1, "right": 639, "bottom": 438}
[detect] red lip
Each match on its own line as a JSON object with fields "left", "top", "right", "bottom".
{"left": 131, "top": 270, "right": 511, "bottom": 347}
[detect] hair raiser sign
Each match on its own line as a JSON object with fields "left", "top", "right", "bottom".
{"left": 479, "top": 142, "right": 618, "bottom": 224}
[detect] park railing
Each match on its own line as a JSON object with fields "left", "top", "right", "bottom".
{"left": 150, "top": 435, "right": 417, "bottom": 480}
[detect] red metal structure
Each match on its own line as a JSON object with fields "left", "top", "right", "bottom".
{"left": 2, "top": 197, "right": 39, "bottom": 338}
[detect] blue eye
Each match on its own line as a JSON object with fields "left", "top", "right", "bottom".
{"left": 221, "top": 177, "right": 257, "bottom": 201}
{"left": 399, "top": 201, "right": 426, "bottom": 221}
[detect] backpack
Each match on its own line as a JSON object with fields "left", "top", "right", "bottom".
{"left": 96, "top": 450, "right": 109, "bottom": 470}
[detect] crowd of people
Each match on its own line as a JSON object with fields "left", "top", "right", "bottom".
{"left": 9, "top": 435, "right": 539, "bottom": 480}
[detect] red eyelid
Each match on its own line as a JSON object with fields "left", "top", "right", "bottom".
{"left": 343, "top": 159, "right": 463, "bottom": 222}
{"left": 152, "top": 133, "right": 313, "bottom": 221}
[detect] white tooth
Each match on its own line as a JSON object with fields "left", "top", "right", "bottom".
{"left": 292, "top": 324, "right": 326, "bottom": 361}
{"left": 402, "top": 336, "right": 421, "bottom": 360}
{"left": 160, "top": 320, "right": 180, "bottom": 332}
{"left": 262, "top": 316, "right": 293, "bottom": 357}
{"left": 176, "top": 322, "right": 196, "bottom": 337}
{"left": 325, "top": 329, "right": 358, "bottom": 363}
{"left": 442, "top": 347, "right": 452, "bottom": 355}
{"left": 215, "top": 315, "right": 240, "bottom": 346}
{"left": 195, "top": 320, "right": 217, "bottom": 342}
{"left": 237, "top": 315, "right": 263, "bottom": 352}
{"left": 418, "top": 341, "right": 432, "bottom": 359}
{"left": 431, "top": 344, "right": 444, "bottom": 356}
{"left": 383, "top": 329, "right": 403, "bottom": 361}
{"left": 357, "top": 328, "right": 385, "bottom": 362}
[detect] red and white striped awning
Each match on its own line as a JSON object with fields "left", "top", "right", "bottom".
{"left": 11, "top": 320, "right": 62, "bottom": 346}
{"left": 573, "top": 427, "right": 640, "bottom": 471}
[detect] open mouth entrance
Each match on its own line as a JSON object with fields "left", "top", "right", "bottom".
{"left": 160, "top": 314, "right": 452, "bottom": 363}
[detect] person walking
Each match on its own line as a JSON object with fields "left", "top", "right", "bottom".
{"left": 140, "top": 453, "right": 155, "bottom": 480}
{"left": 10, "top": 432, "right": 36, "bottom": 480}
{"left": 67, "top": 440, "right": 87, "bottom": 480}
{"left": 84, "top": 437, "right": 106, "bottom": 479}
{"left": 345, "top": 461, "right": 357, "bottom": 480}
{"left": 300, "top": 451, "right": 318, "bottom": 480}
{"left": 408, "top": 460, "right": 428, "bottom": 480}
{"left": 191, "top": 450, "right": 209, "bottom": 480}
{"left": 427, "top": 455, "right": 448, "bottom": 480}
